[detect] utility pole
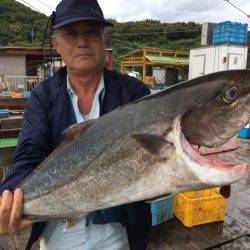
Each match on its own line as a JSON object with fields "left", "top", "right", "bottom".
{"left": 31, "top": 27, "right": 34, "bottom": 44}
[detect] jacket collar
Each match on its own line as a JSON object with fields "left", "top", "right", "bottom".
{"left": 101, "top": 68, "right": 120, "bottom": 115}
{"left": 55, "top": 67, "right": 121, "bottom": 116}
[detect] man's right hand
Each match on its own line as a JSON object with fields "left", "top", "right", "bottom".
{"left": 0, "top": 189, "right": 35, "bottom": 235}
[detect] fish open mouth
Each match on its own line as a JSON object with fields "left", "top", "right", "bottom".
{"left": 174, "top": 116, "right": 248, "bottom": 185}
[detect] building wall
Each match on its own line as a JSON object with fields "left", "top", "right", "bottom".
{"left": 247, "top": 51, "right": 250, "bottom": 69}
{"left": 189, "top": 45, "right": 248, "bottom": 79}
{"left": 0, "top": 55, "right": 26, "bottom": 76}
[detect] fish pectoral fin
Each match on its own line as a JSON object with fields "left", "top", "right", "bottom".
{"left": 146, "top": 194, "right": 172, "bottom": 203}
{"left": 132, "top": 134, "right": 174, "bottom": 160}
{"left": 63, "top": 120, "right": 96, "bottom": 141}
{"left": 64, "top": 219, "right": 79, "bottom": 232}
{"left": 63, "top": 215, "right": 88, "bottom": 232}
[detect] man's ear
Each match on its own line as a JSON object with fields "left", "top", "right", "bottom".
{"left": 51, "top": 35, "right": 61, "bottom": 55}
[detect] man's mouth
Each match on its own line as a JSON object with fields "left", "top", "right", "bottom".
{"left": 74, "top": 53, "right": 94, "bottom": 58}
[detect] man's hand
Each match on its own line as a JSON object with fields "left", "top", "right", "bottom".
{"left": 0, "top": 189, "right": 35, "bottom": 235}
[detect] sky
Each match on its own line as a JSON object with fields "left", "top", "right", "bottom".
{"left": 16, "top": 0, "right": 250, "bottom": 25}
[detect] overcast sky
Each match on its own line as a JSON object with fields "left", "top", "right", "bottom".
{"left": 16, "top": 0, "right": 250, "bottom": 25}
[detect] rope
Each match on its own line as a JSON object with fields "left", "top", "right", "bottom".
{"left": 198, "top": 136, "right": 240, "bottom": 156}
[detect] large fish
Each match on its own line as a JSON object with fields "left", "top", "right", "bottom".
{"left": 20, "top": 70, "right": 250, "bottom": 223}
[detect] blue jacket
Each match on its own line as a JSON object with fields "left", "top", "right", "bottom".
{"left": 0, "top": 67, "right": 152, "bottom": 250}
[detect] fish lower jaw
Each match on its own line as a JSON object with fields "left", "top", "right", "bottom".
{"left": 173, "top": 116, "right": 248, "bottom": 186}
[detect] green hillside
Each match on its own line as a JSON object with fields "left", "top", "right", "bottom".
{"left": 1, "top": 0, "right": 249, "bottom": 69}
{"left": 0, "top": 0, "right": 49, "bottom": 46}
{"left": 106, "top": 19, "right": 202, "bottom": 68}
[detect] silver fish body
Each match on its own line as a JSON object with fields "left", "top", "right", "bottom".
{"left": 20, "top": 70, "right": 250, "bottom": 221}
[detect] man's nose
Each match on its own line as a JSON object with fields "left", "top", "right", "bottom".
{"left": 76, "top": 35, "right": 90, "bottom": 46}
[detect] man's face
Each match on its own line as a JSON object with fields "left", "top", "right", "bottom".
{"left": 52, "top": 22, "right": 106, "bottom": 73}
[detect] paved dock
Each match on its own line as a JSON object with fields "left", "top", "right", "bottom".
{"left": 0, "top": 139, "right": 249, "bottom": 249}
{"left": 149, "top": 138, "right": 250, "bottom": 249}
{"left": 148, "top": 173, "right": 250, "bottom": 249}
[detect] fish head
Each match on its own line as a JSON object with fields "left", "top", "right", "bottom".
{"left": 173, "top": 115, "right": 247, "bottom": 187}
{"left": 174, "top": 70, "right": 250, "bottom": 187}
{"left": 182, "top": 70, "right": 250, "bottom": 147}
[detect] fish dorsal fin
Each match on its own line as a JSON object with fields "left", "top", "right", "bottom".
{"left": 46, "top": 120, "right": 96, "bottom": 161}
{"left": 63, "top": 120, "right": 96, "bottom": 141}
{"left": 132, "top": 134, "right": 174, "bottom": 160}
{"left": 55, "top": 120, "right": 96, "bottom": 153}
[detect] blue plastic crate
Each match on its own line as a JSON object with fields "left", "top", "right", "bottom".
{"left": 238, "top": 127, "right": 250, "bottom": 139}
{"left": 0, "top": 109, "right": 10, "bottom": 119}
{"left": 212, "top": 21, "right": 248, "bottom": 45}
{"left": 151, "top": 195, "right": 174, "bottom": 226}
{"left": 212, "top": 36, "right": 247, "bottom": 45}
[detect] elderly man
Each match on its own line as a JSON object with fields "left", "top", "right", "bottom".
{"left": 0, "top": 0, "right": 151, "bottom": 249}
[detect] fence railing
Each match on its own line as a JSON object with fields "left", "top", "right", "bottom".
{"left": 0, "top": 76, "right": 44, "bottom": 92}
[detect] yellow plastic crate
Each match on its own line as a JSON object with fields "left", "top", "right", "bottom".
{"left": 174, "top": 188, "right": 226, "bottom": 227}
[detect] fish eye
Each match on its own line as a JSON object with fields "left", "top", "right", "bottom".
{"left": 222, "top": 86, "right": 238, "bottom": 103}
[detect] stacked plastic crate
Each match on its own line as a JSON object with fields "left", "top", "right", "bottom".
{"left": 0, "top": 110, "right": 9, "bottom": 119}
{"left": 212, "top": 21, "right": 248, "bottom": 46}
{"left": 151, "top": 195, "right": 174, "bottom": 226}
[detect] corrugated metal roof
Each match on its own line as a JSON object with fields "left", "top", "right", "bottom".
{"left": 145, "top": 55, "right": 189, "bottom": 65}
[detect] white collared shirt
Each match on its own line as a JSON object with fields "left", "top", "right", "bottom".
{"left": 40, "top": 75, "right": 128, "bottom": 250}
{"left": 66, "top": 74, "right": 105, "bottom": 122}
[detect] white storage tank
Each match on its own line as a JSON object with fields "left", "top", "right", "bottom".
{"left": 188, "top": 44, "right": 248, "bottom": 79}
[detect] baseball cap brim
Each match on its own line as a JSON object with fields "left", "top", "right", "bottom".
{"left": 52, "top": 16, "right": 113, "bottom": 29}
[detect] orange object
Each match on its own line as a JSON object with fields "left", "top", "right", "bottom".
{"left": 10, "top": 92, "right": 23, "bottom": 98}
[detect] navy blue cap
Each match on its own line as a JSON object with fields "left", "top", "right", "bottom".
{"left": 51, "top": 0, "right": 113, "bottom": 29}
